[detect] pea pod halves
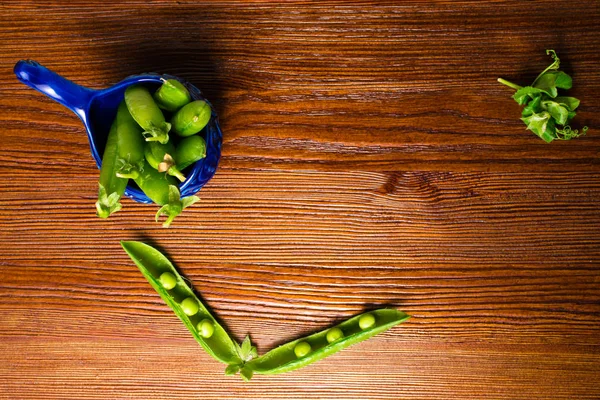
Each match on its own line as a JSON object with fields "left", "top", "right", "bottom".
{"left": 121, "top": 241, "right": 242, "bottom": 365}
{"left": 245, "top": 309, "right": 409, "bottom": 376}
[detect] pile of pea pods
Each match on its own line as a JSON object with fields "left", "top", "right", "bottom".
{"left": 95, "top": 79, "right": 210, "bottom": 227}
{"left": 122, "top": 241, "right": 410, "bottom": 381}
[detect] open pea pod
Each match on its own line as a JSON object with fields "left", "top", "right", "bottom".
{"left": 121, "top": 241, "right": 242, "bottom": 365}
{"left": 245, "top": 309, "right": 409, "bottom": 376}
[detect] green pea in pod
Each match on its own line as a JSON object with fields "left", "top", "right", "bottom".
{"left": 153, "top": 78, "right": 192, "bottom": 112}
{"left": 133, "top": 161, "right": 199, "bottom": 227}
{"left": 114, "top": 101, "right": 145, "bottom": 180}
{"left": 95, "top": 120, "right": 127, "bottom": 219}
{"left": 171, "top": 100, "right": 211, "bottom": 137}
{"left": 174, "top": 135, "right": 207, "bottom": 170}
{"left": 144, "top": 141, "right": 186, "bottom": 182}
{"left": 125, "top": 84, "right": 171, "bottom": 144}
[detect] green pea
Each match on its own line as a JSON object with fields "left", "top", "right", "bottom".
{"left": 114, "top": 101, "right": 145, "bottom": 179}
{"left": 159, "top": 272, "right": 177, "bottom": 290}
{"left": 153, "top": 78, "right": 191, "bottom": 112}
{"left": 171, "top": 100, "right": 211, "bottom": 137}
{"left": 325, "top": 327, "right": 344, "bottom": 343}
{"left": 144, "top": 141, "right": 186, "bottom": 182}
{"left": 174, "top": 135, "right": 207, "bottom": 170}
{"left": 95, "top": 119, "right": 127, "bottom": 219}
{"left": 358, "top": 313, "right": 376, "bottom": 330}
{"left": 181, "top": 297, "right": 199, "bottom": 316}
{"left": 197, "top": 319, "right": 215, "bottom": 338}
{"left": 294, "top": 342, "right": 311, "bottom": 358}
{"left": 124, "top": 84, "right": 171, "bottom": 144}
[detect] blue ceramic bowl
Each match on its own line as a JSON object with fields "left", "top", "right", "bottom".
{"left": 13, "top": 60, "right": 222, "bottom": 203}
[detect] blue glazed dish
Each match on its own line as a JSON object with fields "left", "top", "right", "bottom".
{"left": 13, "top": 60, "right": 222, "bottom": 203}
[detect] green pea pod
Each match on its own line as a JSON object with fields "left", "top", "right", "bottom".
{"left": 174, "top": 135, "right": 207, "bottom": 170}
{"left": 125, "top": 84, "right": 171, "bottom": 144}
{"left": 114, "top": 101, "right": 145, "bottom": 179}
{"left": 243, "top": 309, "right": 410, "bottom": 377}
{"left": 95, "top": 120, "right": 128, "bottom": 219}
{"left": 153, "top": 78, "right": 192, "bottom": 112}
{"left": 144, "top": 141, "right": 186, "bottom": 182}
{"left": 133, "top": 162, "right": 198, "bottom": 227}
{"left": 121, "top": 241, "right": 242, "bottom": 365}
{"left": 171, "top": 100, "right": 211, "bottom": 137}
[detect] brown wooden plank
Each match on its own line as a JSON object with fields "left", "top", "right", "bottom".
{"left": 0, "top": 1, "right": 599, "bottom": 399}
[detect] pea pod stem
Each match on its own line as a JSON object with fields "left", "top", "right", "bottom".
{"left": 145, "top": 141, "right": 186, "bottom": 183}
{"left": 133, "top": 162, "right": 198, "bottom": 227}
{"left": 155, "top": 185, "right": 199, "bottom": 228}
{"left": 158, "top": 153, "right": 186, "bottom": 183}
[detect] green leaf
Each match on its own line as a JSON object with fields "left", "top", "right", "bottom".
{"left": 236, "top": 335, "right": 258, "bottom": 362}
{"left": 513, "top": 86, "right": 545, "bottom": 105}
{"left": 554, "top": 71, "right": 573, "bottom": 89}
{"left": 533, "top": 71, "right": 573, "bottom": 98}
{"left": 249, "top": 346, "right": 258, "bottom": 360}
{"left": 181, "top": 195, "right": 200, "bottom": 209}
{"left": 554, "top": 96, "right": 580, "bottom": 111}
{"left": 95, "top": 183, "right": 123, "bottom": 219}
{"left": 521, "top": 111, "right": 551, "bottom": 138}
{"left": 168, "top": 185, "right": 180, "bottom": 204}
{"left": 521, "top": 95, "right": 543, "bottom": 118}
{"left": 154, "top": 186, "right": 199, "bottom": 227}
{"left": 542, "top": 101, "right": 570, "bottom": 125}
{"left": 532, "top": 73, "right": 559, "bottom": 98}
{"left": 241, "top": 335, "right": 252, "bottom": 356}
{"left": 240, "top": 366, "right": 254, "bottom": 382}
{"left": 538, "top": 118, "right": 556, "bottom": 143}
{"left": 225, "top": 364, "right": 241, "bottom": 376}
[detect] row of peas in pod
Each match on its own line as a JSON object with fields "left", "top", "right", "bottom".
{"left": 95, "top": 79, "right": 211, "bottom": 227}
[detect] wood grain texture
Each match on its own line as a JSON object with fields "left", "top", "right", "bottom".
{"left": 1, "top": 1, "right": 599, "bottom": 399}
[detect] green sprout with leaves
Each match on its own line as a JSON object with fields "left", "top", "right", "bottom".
{"left": 498, "top": 50, "right": 588, "bottom": 143}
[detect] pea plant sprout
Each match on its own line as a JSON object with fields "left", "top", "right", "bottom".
{"left": 498, "top": 50, "right": 588, "bottom": 143}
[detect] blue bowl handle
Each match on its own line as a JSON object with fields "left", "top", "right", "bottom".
{"left": 14, "top": 60, "right": 96, "bottom": 120}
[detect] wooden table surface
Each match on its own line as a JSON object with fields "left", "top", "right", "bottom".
{"left": 1, "top": 1, "right": 599, "bottom": 399}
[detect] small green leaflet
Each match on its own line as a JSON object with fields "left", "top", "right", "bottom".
{"left": 542, "top": 101, "right": 569, "bottom": 125}
{"left": 513, "top": 86, "right": 546, "bottom": 105}
{"left": 554, "top": 96, "right": 580, "bottom": 111}
{"left": 521, "top": 112, "right": 552, "bottom": 141}
{"left": 155, "top": 185, "right": 199, "bottom": 228}
{"left": 533, "top": 71, "right": 572, "bottom": 97}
